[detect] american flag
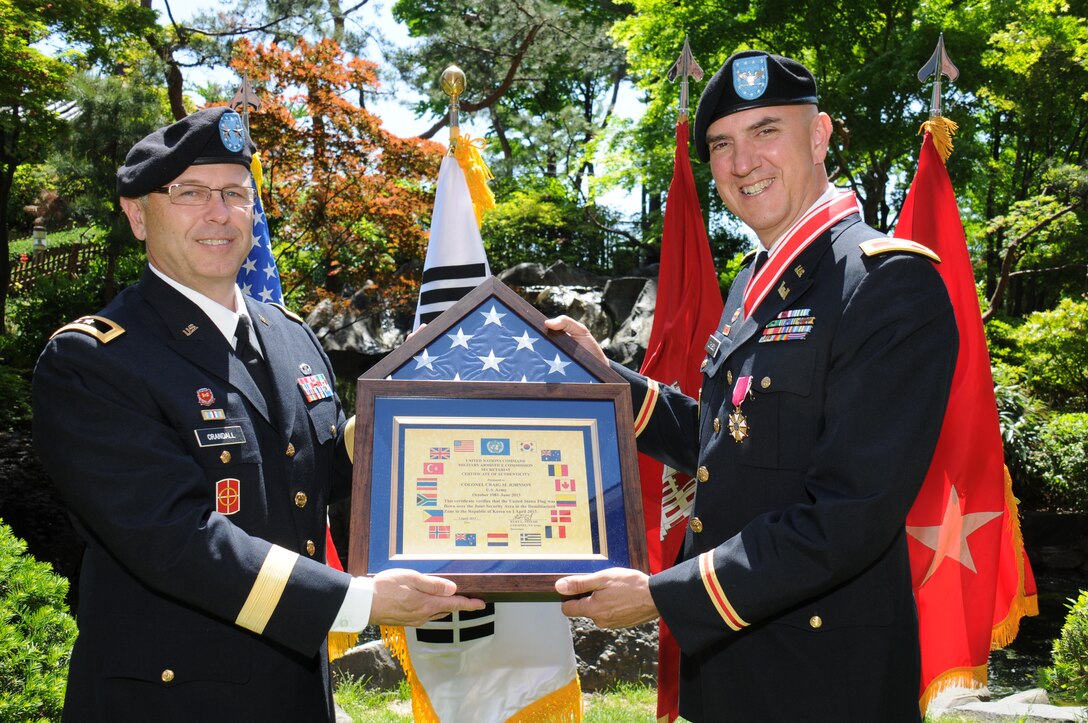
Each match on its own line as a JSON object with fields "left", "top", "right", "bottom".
{"left": 454, "top": 439, "right": 475, "bottom": 453}
{"left": 237, "top": 160, "right": 284, "bottom": 305}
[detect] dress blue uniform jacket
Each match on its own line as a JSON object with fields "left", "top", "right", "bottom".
{"left": 33, "top": 267, "right": 354, "bottom": 722}
{"left": 614, "top": 215, "right": 959, "bottom": 722}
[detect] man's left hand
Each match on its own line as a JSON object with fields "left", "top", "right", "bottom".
{"left": 555, "top": 567, "right": 658, "bottom": 628}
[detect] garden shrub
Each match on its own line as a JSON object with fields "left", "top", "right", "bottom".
{"left": 1039, "top": 590, "right": 1088, "bottom": 705}
{"left": 1033, "top": 413, "right": 1088, "bottom": 513}
{"left": 1009, "top": 297, "right": 1088, "bottom": 410}
{"left": 0, "top": 522, "right": 76, "bottom": 722}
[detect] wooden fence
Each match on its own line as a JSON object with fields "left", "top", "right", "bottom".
{"left": 8, "top": 243, "right": 106, "bottom": 290}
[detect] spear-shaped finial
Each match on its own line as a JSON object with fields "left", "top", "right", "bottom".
{"left": 441, "top": 65, "right": 466, "bottom": 155}
{"left": 916, "top": 33, "right": 960, "bottom": 162}
{"left": 917, "top": 33, "right": 959, "bottom": 119}
{"left": 667, "top": 36, "right": 704, "bottom": 121}
{"left": 230, "top": 71, "right": 261, "bottom": 136}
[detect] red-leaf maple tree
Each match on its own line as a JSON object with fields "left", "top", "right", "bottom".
{"left": 230, "top": 37, "right": 444, "bottom": 312}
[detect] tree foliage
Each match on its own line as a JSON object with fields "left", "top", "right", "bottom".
{"left": 230, "top": 37, "right": 444, "bottom": 314}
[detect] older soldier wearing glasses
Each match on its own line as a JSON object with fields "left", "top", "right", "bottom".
{"left": 33, "top": 107, "right": 482, "bottom": 723}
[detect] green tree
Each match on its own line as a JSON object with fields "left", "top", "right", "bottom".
{"left": 1009, "top": 296, "right": 1088, "bottom": 409}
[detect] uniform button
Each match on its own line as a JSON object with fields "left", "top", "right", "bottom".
{"left": 809, "top": 615, "right": 823, "bottom": 629}
{"left": 294, "top": 492, "right": 308, "bottom": 508}
{"left": 726, "top": 370, "right": 733, "bottom": 385}
{"left": 696, "top": 466, "right": 709, "bottom": 483}
{"left": 161, "top": 669, "right": 175, "bottom": 683}
{"left": 761, "top": 376, "right": 772, "bottom": 389}
{"left": 220, "top": 450, "right": 231, "bottom": 464}
{"left": 690, "top": 517, "right": 703, "bottom": 533}
{"left": 305, "top": 540, "right": 316, "bottom": 556}
{"left": 285, "top": 442, "right": 296, "bottom": 458}
{"left": 713, "top": 418, "right": 721, "bottom": 434}
{"left": 329, "top": 424, "right": 337, "bottom": 436}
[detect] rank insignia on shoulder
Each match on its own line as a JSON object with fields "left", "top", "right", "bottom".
{"left": 270, "top": 303, "right": 304, "bottom": 324}
{"left": 50, "top": 315, "right": 125, "bottom": 344}
{"left": 859, "top": 238, "right": 941, "bottom": 263}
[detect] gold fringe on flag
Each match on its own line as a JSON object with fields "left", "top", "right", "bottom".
{"left": 919, "top": 664, "right": 989, "bottom": 716}
{"left": 250, "top": 152, "right": 265, "bottom": 198}
{"left": 381, "top": 624, "right": 585, "bottom": 722}
{"left": 381, "top": 624, "right": 441, "bottom": 722}
{"left": 453, "top": 134, "right": 495, "bottom": 228}
{"left": 991, "top": 465, "right": 1041, "bottom": 649}
{"left": 918, "top": 116, "right": 959, "bottom": 164}
{"left": 328, "top": 631, "right": 358, "bottom": 663}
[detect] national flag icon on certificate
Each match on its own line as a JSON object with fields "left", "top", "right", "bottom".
{"left": 554, "top": 479, "right": 577, "bottom": 492}
{"left": 519, "top": 441, "right": 535, "bottom": 452}
{"left": 423, "top": 461, "right": 445, "bottom": 475}
{"left": 454, "top": 439, "right": 475, "bottom": 453}
{"left": 520, "top": 532, "right": 542, "bottom": 547}
{"left": 455, "top": 533, "right": 476, "bottom": 547}
{"left": 481, "top": 438, "right": 510, "bottom": 456}
{"left": 429, "top": 525, "right": 451, "bottom": 539}
{"left": 424, "top": 509, "right": 445, "bottom": 523}
{"left": 541, "top": 449, "right": 561, "bottom": 462}
{"left": 545, "top": 525, "right": 566, "bottom": 539}
{"left": 486, "top": 532, "right": 509, "bottom": 546}
{"left": 550, "top": 509, "right": 572, "bottom": 523}
{"left": 429, "top": 447, "right": 450, "bottom": 459}
{"left": 547, "top": 463, "right": 568, "bottom": 476}
{"left": 555, "top": 494, "right": 577, "bottom": 507}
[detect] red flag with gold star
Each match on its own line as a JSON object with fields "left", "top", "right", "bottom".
{"left": 894, "top": 120, "right": 1038, "bottom": 713}
{"left": 640, "top": 118, "right": 723, "bottom": 722}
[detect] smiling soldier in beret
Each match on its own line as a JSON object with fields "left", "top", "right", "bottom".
{"left": 548, "top": 51, "right": 959, "bottom": 721}
{"left": 33, "top": 107, "right": 482, "bottom": 722}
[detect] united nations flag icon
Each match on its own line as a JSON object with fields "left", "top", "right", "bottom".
{"left": 733, "top": 55, "right": 768, "bottom": 100}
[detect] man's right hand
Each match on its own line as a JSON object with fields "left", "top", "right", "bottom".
{"left": 544, "top": 315, "right": 608, "bottom": 366}
{"left": 368, "top": 569, "right": 485, "bottom": 627}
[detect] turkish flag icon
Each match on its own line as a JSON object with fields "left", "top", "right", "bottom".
{"left": 423, "top": 462, "right": 444, "bottom": 475}
{"left": 216, "top": 478, "right": 240, "bottom": 515}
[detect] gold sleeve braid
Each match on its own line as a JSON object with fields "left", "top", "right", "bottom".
{"left": 235, "top": 545, "right": 299, "bottom": 634}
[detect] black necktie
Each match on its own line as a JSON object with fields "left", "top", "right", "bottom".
{"left": 234, "top": 315, "right": 276, "bottom": 409}
{"left": 753, "top": 250, "right": 768, "bottom": 274}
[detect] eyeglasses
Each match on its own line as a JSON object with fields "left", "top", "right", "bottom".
{"left": 150, "top": 183, "right": 256, "bottom": 208}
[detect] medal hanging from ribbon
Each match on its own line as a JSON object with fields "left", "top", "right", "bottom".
{"left": 727, "top": 375, "right": 753, "bottom": 443}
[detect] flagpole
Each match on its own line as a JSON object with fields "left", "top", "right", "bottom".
{"left": 440, "top": 65, "right": 465, "bottom": 155}
{"left": 667, "top": 36, "right": 704, "bottom": 123}
{"left": 916, "top": 34, "right": 960, "bottom": 163}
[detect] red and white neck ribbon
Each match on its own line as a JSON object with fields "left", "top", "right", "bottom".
{"left": 742, "top": 191, "right": 859, "bottom": 318}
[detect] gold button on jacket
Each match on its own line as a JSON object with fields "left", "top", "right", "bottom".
{"left": 305, "top": 539, "right": 316, "bottom": 556}
{"left": 294, "top": 491, "right": 308, "bottom": 508}
{"left": 809, "top": 615, "right": 823, "bottom": 629}
{"left": 161, "top": 669, "right": 175, "bottom": 683}
{"left": 713, "top": 418, "right": 721, "bottom": 434}
{"left": 285, "top": 442, "right": 296, "bottom": 458}
{"left": 690, "top": 517, "right": 703, "bottom": 533}
{"left": 696, "top": 466, "right": 710, "bottom": 483}
{"left": 219, "top": 450, "right": 231, "bottom": 464}
{"left": 761, "top": 376, "right": 772, "bottom": 389}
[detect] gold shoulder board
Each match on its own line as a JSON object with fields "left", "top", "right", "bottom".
{"left": 50, "top": 315, "right": 126, "bottom": 344}
{"left": 859, "top": 238, "right": 941, "bottom": 263}
{"left": 270, "top": 302, "right": 304, "bottom": 324}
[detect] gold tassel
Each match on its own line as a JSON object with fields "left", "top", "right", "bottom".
{"left": 918, "top": 116, "right": 958, "bottom": 164}
{"left": 381, "top": 625, "right": 441, "bottom": 722}
{"left": 505, "top": 676, "right": 584, "bottom": 722}
{"left": 328, "top": 631, "right": 358, "bottom": 663}
{"left": 250, "top": 152, "right": 265, "bottom": 197}
{"left": 991, "top": 465, "right": 1041, "bottom": 649}
{"left": 453, "top": 134, "right": 495, "bottom": 228}
{"left": 919, "top": 665, "right": 989, "bottom": 716}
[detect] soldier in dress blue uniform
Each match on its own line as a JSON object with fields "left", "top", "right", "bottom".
{"left": 548, "top": 51, "right": 959, "bottom": 721}
{"left": 33, "top": 107, "right": 482, "bottom": 723}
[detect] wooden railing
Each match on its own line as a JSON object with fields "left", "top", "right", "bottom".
{"left": 8, "top": 243, "right": 106, "bottom": 290}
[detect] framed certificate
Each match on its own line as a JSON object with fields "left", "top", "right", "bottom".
{"left": 349, "top": 379, "right": 647, "bottom": 600}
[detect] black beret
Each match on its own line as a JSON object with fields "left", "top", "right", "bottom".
{"left": 693, "top": 51, "right": 818, "bottom": 162}
{"left": 117, "top": 107, "right": 255, "bottom": 197}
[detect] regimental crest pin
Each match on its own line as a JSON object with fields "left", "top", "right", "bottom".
{"left": 733, "top": 56, "right": 768, "bottom": 100}
{"left": 196, "top": 387, "right": 215, "bottom": 407}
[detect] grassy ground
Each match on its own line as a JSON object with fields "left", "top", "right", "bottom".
{"left": 334, "top": 678, "right": 657, "bottom": 722}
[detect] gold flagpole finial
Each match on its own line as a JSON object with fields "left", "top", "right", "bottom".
{"left": 916, "top": 33, "right": 960, "bottom": 162}
{"left": 441, "top": 65, "right": 466, "bottom": 155}
{"left": 667, "top": 36, "right": 704, "bottom": 122}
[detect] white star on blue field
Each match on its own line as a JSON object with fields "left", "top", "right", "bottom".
{"left": 390, "top": 300, "right": 594, "bottom": 383}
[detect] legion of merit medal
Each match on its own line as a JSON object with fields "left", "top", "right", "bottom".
{"left": 727, "top": 375, "right": 753, "bottom": 443}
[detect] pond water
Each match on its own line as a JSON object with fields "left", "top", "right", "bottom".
{"left": 986, "top": 572, "right": 1085, "bottom": 697}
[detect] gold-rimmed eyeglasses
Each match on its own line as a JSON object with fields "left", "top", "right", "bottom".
{"left": 151, "top": 183, "right": 256, "bottom": 208}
